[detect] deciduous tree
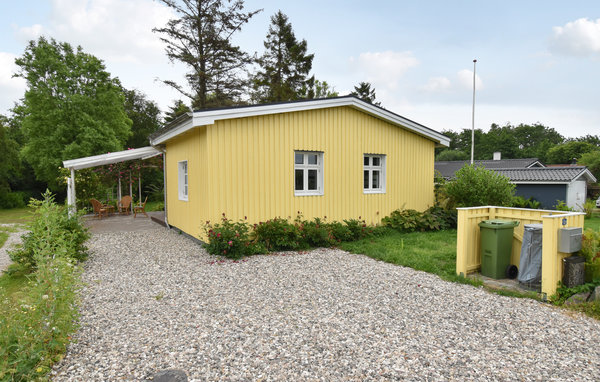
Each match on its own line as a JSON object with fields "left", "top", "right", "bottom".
{"left": 14, "top": 37, "right": 131, "bottom": 191}
{"left": 123, "top": 89, "right": 162, "bottom": 148}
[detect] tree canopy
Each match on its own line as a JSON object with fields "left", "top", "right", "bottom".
{"left": 252, "top": 11, "right": 314, "bottom": 103}
{"left": 14, "top": 36, "right": 131, "bottom": 191}
{"left": 350, "top": 82, "right": 381, "bottom": 106}
{"left": 546, "top": 141, "right": 597, "bottom": 164}
{"left": 123, "top": 88, "right": 162, "bottom": 148}
{"left": 153, "top": 0, "right": 261, "bottom": 109}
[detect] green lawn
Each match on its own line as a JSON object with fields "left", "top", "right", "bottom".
{"left": 584, "top": 213, "right": 600, "bottom": 232}
{"left": 0, "top": 207, "right": 33, "bottom": 225}
{"left": 339, "top": 229, "right": 475, "bottom": 285}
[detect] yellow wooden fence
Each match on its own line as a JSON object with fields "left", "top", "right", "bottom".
{"left": 456, "top": 206, "right": 585, "bottom": 297}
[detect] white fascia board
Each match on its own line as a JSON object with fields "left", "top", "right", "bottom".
{"left": 62, "top": 146, "right": 161, "bottom": 170}
{"left": 150, "top": 97, "right": 450, "bottom": 147}
{"left": 511, "top": 181, "right": 570, "bottom": 185}
{"left": 575, "top": 169, "right": 597, "bottom": 183}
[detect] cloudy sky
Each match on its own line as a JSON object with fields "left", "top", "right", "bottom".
{"left": 1, "top": 0, "right": 599, "bottom": 138}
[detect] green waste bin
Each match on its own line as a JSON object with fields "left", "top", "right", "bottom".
{"left": 479, "top": 219, "right": 520, "bottom": 279}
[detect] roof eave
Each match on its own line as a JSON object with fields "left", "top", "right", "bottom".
{"left": 149, "top": 97, "right": 450, "bottom": 147}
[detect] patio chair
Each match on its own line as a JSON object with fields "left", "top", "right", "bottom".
{"left": 90, "top": 199, "right": 107, "bottom": 219}
{"left": 118, "top": 195, "right": 133, "bottom": 215}
{"left": 134, "top": 196, "right": 148, "bottom": 218}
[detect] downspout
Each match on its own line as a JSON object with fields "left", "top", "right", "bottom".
{"left": 158, "top": 147, "right": 169, "bottom": 228}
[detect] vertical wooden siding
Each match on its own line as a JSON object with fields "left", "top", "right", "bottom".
{"left": 202, "top": 106, "right": 435, "bottom": 230}
{"left": 165, "top": 127, "right": 207, "bottom": 236}
{"left": 456, "top": 206, "right": 585, "bottom": 296}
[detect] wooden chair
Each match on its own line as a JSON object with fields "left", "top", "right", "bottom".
{"left": 134, "top": 196, "right": 148, "bottom": 218}
{"left": 118, "top": 195, "right": 133, "bottom": 215}
{"left": 90, "top": 199, "right": 107, "bottom": 219}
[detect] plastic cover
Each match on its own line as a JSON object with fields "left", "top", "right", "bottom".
{"left": 518, "top": 224, "right": 543, "bottom": 284}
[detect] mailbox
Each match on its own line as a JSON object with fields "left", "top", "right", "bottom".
{"left": 558, "top": 227, "right": 582, "bottom": 253}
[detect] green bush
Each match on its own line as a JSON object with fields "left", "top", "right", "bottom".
{"left": 444, "top": 165, "right": 515, "bottom": 207}
{"left": 555, "top": 200, "right": 574, "bottom": 212}
{"left": 512, "top": 196, "right": 541, "bottom": 209}
{"left": 203, "top": 215, "right": 264, "bottom": 259}
{"left": 0, "top": 189, "right": 26, "bottom": 209}
{"left": 9, "top": 191, "right": 89, "bottom": 270}
{"left": 0, "top": 191, "right": 85, "bottom": 379}
{"left": 298, "top": 217, "right": 334, "bottom": 247}
{"left": 253, "top": 217, "right": 302, "bottom": 251}
{"left": 582, "top": 199, "right": 596, "bottom": 219}
{"left": 382, "top": 208, "right": 450, "bottom": 232}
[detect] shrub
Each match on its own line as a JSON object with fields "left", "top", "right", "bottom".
{"left": 9, "top": 191, "right": 89, "bottom": 270}
{"left": 426, "top": 206, "right": 457, "bottom": 230}
{"left": 203, "top": 215, "right": 263, "bottom": 259}
{"left": 253, "top": 217, "right": 302, "bottom": 251}
{"left": 298, "top": 217, "right": 334, "bottom": 247}
{"left": 581, "top": 229, "right": 600, "bottom": 265}
{"left": 0, "top": 189, "right": 27, "bottom": 209}
{"left": 512, "top": 196, "right": 541, "bottom": 209}
{"left": 444, "top": 165, "right": 515, "bottom": 207}
{"left": 0, "top": 191, "right": 84, "bottom": 379}
{"left": 555, "top": 200, "right": 574, "bottom": 212}
{"left": 582, "top": 199, "right": 596, "bottom": 219}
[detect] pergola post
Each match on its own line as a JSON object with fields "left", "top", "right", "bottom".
{"left": 67, "top": 167, "right": 77, "bottom": 215}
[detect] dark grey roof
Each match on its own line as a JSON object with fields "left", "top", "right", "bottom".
{"left": 435, "top": 158, "right": 542, "bottom": 179}
{"left": 493, "top": 167, "right": 596, "bottom": 183}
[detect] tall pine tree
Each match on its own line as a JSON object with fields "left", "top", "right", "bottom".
{"left": 350, "top": 82, "right": 381, "bottom": 106}
{"left": 153, "top": 0, "right": 261, "bottom": 109}
{"left": 252, "top": 11, "right": 314, "bottom": 103}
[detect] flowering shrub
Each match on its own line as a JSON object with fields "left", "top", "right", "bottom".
{"left": 203, "top": 215, "right": 264, "bottom": 259}
{"left": 253, "top": 217, "right": 303, "bottom": 251}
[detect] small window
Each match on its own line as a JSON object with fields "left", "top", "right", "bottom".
{"left": 294, "top": 151, "right": 323, "bottom": 196}
{"left": 178, "top": 160, "right": 188, "bottom": 201}
{"left": 364, "top": 154, "right": 385, "bottom": 194}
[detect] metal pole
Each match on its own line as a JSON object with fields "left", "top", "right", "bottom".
{"left": 470, "top": 59, "right": 477, "bottom": 165}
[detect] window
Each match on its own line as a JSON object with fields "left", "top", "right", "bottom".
{"left": 294, "top": 151, "right": 323, "bottom": 196}
{"left": 364, "top": 154, "right": 385, "bottom": 193}
{"left": 178, "top": 160, "right": 188, "bottom": 201}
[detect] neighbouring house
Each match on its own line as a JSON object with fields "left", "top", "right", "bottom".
{"left": 435, "top": 154, "right": 544, "bottom": 180}
{"left": 435, "top": 154, "right": 596, "bottom": 211}
{"left": 492, "top": 167, "right": 596, "bottom": 211}
{"left": 149, "top": 96, "right": 450, "bottom": 240}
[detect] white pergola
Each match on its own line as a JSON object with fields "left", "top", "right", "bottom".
{"left": 62, "top": 146, "right": 162, "bottom": 212}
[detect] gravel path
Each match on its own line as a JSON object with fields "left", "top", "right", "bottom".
{"left": 0, "top": 224, "right": 26, "bottom": 273}
{"left": 52, "top": 228, "right": 600, "bottom": 381}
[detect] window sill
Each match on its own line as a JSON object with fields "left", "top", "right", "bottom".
{"left": 363, "top": 190, "right": 385, "bottom": 194}
{"left": 294, "top": 191, "right": 324, "bottom": 197}
{"left": 178, "top": 196, "right": 189, "bottom": 201}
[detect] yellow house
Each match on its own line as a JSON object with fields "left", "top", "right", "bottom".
{"left": 149, "top": 96, "right": 450, "bottom": 240}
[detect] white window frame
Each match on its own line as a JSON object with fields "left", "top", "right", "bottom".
{"left": 363, "top": 154, "right": 386, "bottom": 194}
{"left": 294, "top": 151, "right": 324, "bottom": 196}
{"left": 178, "top": 160, "right": 188, "bottom": 201}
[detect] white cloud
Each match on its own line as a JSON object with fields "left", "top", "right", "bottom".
{"left": 16, "top": 0, "right": 174, "bottom": 63}
{"left": 550, "top": 18, "right": 600, "bottom": 56}
{"left": 422, "top": 76, "right": 451, "bottom": 92}
{"left": 350, "top": 50, "right": 418, "bottom": 90}
{"left": 0, "top": 52, "right": 26, "bottom": 113}
{"left": 457, "top": 69, "right": 483, "bottom": 90}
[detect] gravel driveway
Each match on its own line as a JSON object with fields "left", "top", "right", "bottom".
{"left": 52, "top": 228, "right": 600, "bottom": 381}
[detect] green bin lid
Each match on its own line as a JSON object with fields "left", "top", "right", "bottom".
{"left": 478, "top": 219, "right": 520, "bottom": 229}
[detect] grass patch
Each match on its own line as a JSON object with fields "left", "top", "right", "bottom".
{"left": 0, "top": 225, "right": 20, "bottom": 249}
{"left": 584, "top": 214, "right": 600, "bottom": 232}
{"left": 339, "top": 229, "right": 477, "bottom": 285}
{"left": 0, "top": 207, "right": 33, "bottom": 225}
